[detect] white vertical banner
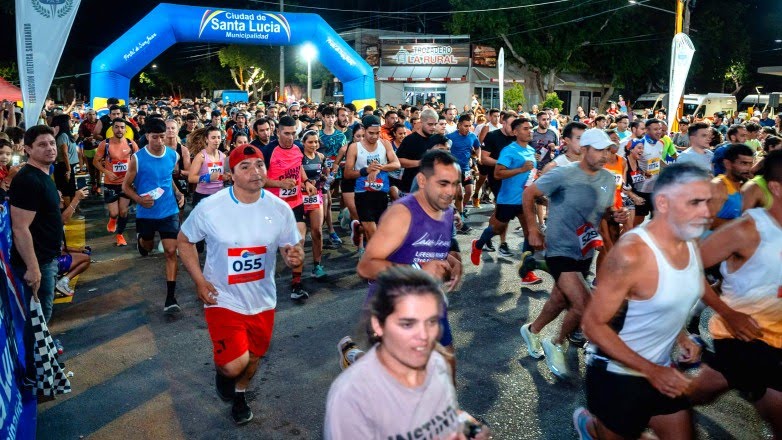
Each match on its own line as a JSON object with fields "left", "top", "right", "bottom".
{"left": 15, "top": 0, "right": 81, "bottom": 127}
{"left": 667, "top": 33, "right": 695, "bottom": 129}
{"left": 498, "top": 48, "right": 505, "bottom": 110}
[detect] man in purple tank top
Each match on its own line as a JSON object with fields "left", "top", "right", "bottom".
{"left": 336, "top": 150, "right": 463, "bottom": 380}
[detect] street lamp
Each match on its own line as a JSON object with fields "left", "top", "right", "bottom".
{"left": 300, "top": 43, "right": 317, "bottom": 102}
{"left": 151, "top": 64, "right": 158, "bottom": 69}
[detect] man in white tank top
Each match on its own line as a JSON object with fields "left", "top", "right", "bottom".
{"left": 688, "top": 150, "right": 782, "bottom": 437}
{"left": 575, "top": 163, "right": 713, "bottom": 440}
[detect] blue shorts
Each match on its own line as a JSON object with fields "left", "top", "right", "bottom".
{"left": 57, "top": 254, "right": 73, "bottom": 276}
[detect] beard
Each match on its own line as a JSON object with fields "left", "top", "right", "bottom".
{"left": 672, "top": 221, "right": 708, "bottom": 241}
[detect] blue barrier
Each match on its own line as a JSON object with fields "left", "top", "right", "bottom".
{"left": 90, "top": 3, "right": 376, "bottom": 108}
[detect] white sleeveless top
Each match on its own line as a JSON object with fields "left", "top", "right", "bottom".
{"left": 605, "top": 226, "right": 704, "bottom": 376}
{"left": 354, "top": 140, "right": 388, "bottom": 169}
{"left": 711, "top": 208, "right": 782, "bottom": 348}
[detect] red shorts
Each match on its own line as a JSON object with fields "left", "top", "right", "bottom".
{"left": 204, "top": 307, "right": 275, "bottom": 366}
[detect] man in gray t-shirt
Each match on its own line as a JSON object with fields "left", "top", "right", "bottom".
{"left": 519, "top": 129, "right": 629, "bottom": 379}
{"left": 674, "top": 122, "right": 714, "bottom": 173}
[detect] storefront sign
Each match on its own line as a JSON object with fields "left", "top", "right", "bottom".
{"left": 472, "top": 45, "right": 497, "bottom": 67}
{"left": 381, "top": 40, "right": 469, "bottom": 66}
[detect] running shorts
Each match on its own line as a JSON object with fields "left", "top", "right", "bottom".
{"left": 634, "top": 191, "right": 653, "bottom": 217}
{"left": 340, "top": 178, "right": 356, "bottom": 194}
{"left": 136, "top": 214, "right": 180, "bottom": 240}
{"left": 57, "top": 254, "right": 73, "bottom": 276}
{"left": 586, "top": 359, "right": 690, "bottom": 439}
{"left": 205, "top": 307, "right": 275, "bottom": 366}
{"left": 545, "top": 256, "right": 592, "bottom": 282}
{"left": 704, "top": 338, "right": 782, "bottom": 401}
{"left": 495, "top": 203, "right": 523, "bottom": 224}
{"left": 355, "top": 191, "right": 389, "bottom": 223}
{"left": 103, "top": 183, "right": 130, "bottom": 204}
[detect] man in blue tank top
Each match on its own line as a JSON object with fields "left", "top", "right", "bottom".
{"left": 123, "top": 118, "right": 186, "bottom": 314}
{"left": 708, "top": 143, "right": 754, "bottom": 230}
{"left": 338, "top": 150, "right": 463, "bottom": 379}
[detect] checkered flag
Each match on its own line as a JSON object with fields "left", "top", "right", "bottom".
{"left": 29, "top": 298, "right": 71, "bottom": 397}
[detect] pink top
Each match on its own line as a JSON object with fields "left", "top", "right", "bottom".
{"left": 196, "top": 149, "right": 226, "bottom": 195}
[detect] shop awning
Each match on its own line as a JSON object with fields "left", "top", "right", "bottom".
{"left": 758, "top": 66, "right": 782, "bottom": 77}
{"left": 471, "top": 66, "right": 525, "bottom": 84}
{"left": 375, "top": 66, "right": 468, "bottom": 82}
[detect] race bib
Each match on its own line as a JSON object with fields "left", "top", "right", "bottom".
{"left": 227, "top": 246, "right": 267, "bottom": 285}
{"left": 207, "top": 161, "right": 223, "bottom": 176}
{"left": 524, "top": 168, "right": 538, "bottom": 189}
{"left": 365, "top": 178, "right": 384, "bottom": 192}
{"left": 303, "top": 194, "right": 321, "bottom": 206}
{"left": 646, "top": 157, "right": 661, "bottom": 175}
{"left": 280, "top": 186, "right": 298, "bottom": 198}
{"left": 613, "top": 172, "right": 622, "bottom": 187}
{"left": 630, "top": 171, "right": 645, "bottom": 185}
{"left": 577, "top": 222, "right": 604, "bottom": 256}
{"left": 325, "top": 156, "right": 336, "bottom": 169}
{"left": 112, "top": 160, "right": 129, "bottom": 174}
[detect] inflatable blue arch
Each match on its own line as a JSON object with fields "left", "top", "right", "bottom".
{"left": 90, "top": 3, "right": 375, "bottom": 108}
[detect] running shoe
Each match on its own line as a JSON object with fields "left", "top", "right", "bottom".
{"left": 312, "top": 264, "right": 327, "bottom": 280}
{"left": 480, "top": 193, "right": 492, "bottom": 204}
{"left": 462, "top": 209, "right": 469, "bottom": 219}
{"left": 55, "top": 276, "right": 74, "bottom": 296}
{"left": 520, "top": 271, "right": 543, "bottom": 285}
{"left": 482, "top": 241, "right": 496, "bottom": 252}
{"left": 106, "top": 217, "right": 117, "bottom": 233}
{"left": 136, "top": 233, "right": 149, "bottom": 257}
{"left": 329, "top": 232, "right": 343, "bottom": 246}
{"left": 163, "top": 296, "right": 181, "bottom": 314}
{"left": 472, "top": 197, "right": 481, "bottom": 209}
{"left": 231, "top": 392, "right": 253, "bottom": 425}
{"left": 573, "top": 407, "right": 595, "bottom": 440}
{"left": 568, "top": 330, "right": 587, "bottom": 348}
{"left": 350, "top": 220, "right": 361, "bottom": 247}
{"left": 339, "top": 208, "right": 351, "bottom": 231}
{"left": 541, "top": 338, "right": 569, "bottom": 378}
{"left": 520, "top": 323, "right": 544, "bottom": 359}
{"left": 337, "top": 336, "right": 363, "bottom": 370}
{"left": 115, "top": 234, "right": 127, "bottom": 247}
{"left": 215, "top": 372, "right": 235, "bottom": 402}
{"left": 457, "top": 223, "right": 472, "bottom": 234}
{"left": 470, "top": 239, "right": 482, "bottom": 266}
{"left": 498, "top": 242, "right": 513, "bottom": 258}
{"left": 290, "top": 283, "right": 310, "bottom": 301}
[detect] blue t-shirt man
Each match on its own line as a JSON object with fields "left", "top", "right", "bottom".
{"left": 496, "top": 141, "right": 537, "bottom": 205}
{"left": 445, "top": 130, "right": 480, "bottom": 176}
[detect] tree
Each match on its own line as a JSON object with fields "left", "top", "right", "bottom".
{"left": 218, "top": 45, "right": 277, "bottom": 99}
{"left": 539, "top": 93, "right": 563, "bottom": 112}
{"left": 503, "top": 84, "right": 526, "bottom": 111}
{"left": 0, "top": 62, "right": 17, "bottom": 82}
{"left": 723, "top": 60, "right": 749, "bottom": 95}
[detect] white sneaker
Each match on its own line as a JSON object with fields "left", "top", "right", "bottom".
{"left": 520, "top": 324, "right": 544, "bottom": 359}
{"left": 55, "top": 276, "right": 74, "bottom": 296}
{"left": 541, "top": 338, "right": 569, "bottom": 378}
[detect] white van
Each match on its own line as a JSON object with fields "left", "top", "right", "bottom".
{"left": 738, "top": 93, "right": 780, "bottom": 119}
{"left": 632, "top": 93, "right": 668, "bottom": 117}
{"left": 682, "top": 93, "right": 737, "bottom": 119}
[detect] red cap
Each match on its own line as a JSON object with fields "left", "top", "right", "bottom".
{"left": 229, "top": 144, "right": 264, "bottom": 169}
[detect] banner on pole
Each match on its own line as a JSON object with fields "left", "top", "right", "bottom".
{"left": 498, "top": 48, "right": 505, "bottom": 110}
{"left": 15, "top": 0, "right": 81, "bottom": 126}
{"left": 667, "top": 33, "right": 695, "bottom": 129}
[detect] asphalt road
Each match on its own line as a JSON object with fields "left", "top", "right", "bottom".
{"left": 37, "top": 194, "right": 770, "bottom": 439}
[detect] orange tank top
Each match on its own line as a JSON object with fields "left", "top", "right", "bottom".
{"left": 603, "top": 155, "right": 625, "bottom": 210}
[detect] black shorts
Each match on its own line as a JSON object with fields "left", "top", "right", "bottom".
{"left": 340, "top": 178, "right": 356, "bottom": 194}
{"left": 488, "top": 178, "right": 502, "bottom": 198}
{"left": 355, "top": 191, "right": 389, "bottom": 223}
{"left": 704, "top": 338, "right": 782, "bottom": 401}
{"left": 478, "top": 165, "right": 491, "bottom": 177}
{"left": 494, "top": 203, "right": 523, "bottom": 223}
{"left": 389, "top": 177, "right": 403, "bottom": 189}
{"left": 586, "top": 360, "right": 691, "bottom": 439}
{"left": 292, "top": 204, "right": 306, "bottom": 223}
{"left": 136, "top": 214, "right": 180, "bottom": 241}
{"left": 545, "top": 256, "right": 592, "bottom": 282}
{"left": 634, "top": 191, "right": 653, "bottom": 217}
{"left": 461, "top": 169, "right": 474, "bottom": 187}
{"left": 103, "top": 183, "right": 130, "bottom": 204}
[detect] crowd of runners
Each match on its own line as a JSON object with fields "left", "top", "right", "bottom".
{"left": 5, "top": 95, "right": 781, "bottom": 439}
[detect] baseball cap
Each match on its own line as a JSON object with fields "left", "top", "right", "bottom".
{"left": 229, "top": 144, "right": 264, "bottom": 169}
{"left": 287, "top": 102, "right": 300, "bottom": 111}
{"left": 580, "top": 128, "right": 615, "bottom": 150}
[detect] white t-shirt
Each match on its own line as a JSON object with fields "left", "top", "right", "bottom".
{"left": 324, "top": 346, "right": 460, "bottom": 440}
{"left": 638, "top": 137, "right": 664, "bottom": 193}
{"left": 444, "top": 122, "right": 458, "bottom": 134}
{"left": 553, "top": 154, "right": 577, "bottom": 167}
{"left": 180, "top": 187, "right": 301, "bottom": 315}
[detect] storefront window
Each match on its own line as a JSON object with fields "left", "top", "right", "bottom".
{"left": 474, "top": 87, "right": 499, "bottom": 109}
{"left": 403, "top": 85, "right": 447, "bottom": 106}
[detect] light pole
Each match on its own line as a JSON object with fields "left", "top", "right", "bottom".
{"left": 300, "top": 43, "right": 317, "bottom": 103}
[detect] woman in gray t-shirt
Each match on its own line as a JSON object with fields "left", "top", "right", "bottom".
{"left": 324, "top": 267, "right": 489, "bottom": 440}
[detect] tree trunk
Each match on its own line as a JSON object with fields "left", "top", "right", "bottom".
{"left": 230, "top": 69, "right": 242, "bottom": 89}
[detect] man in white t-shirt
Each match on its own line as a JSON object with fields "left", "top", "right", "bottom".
{"left": 637, "top": 118, "right": 666, "bottom": 193}
{"left": 675, "top": 122, "right": 714, "bottom": 172}
{"left": 177, "top": 144, "right": 303, "bottom": 425}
